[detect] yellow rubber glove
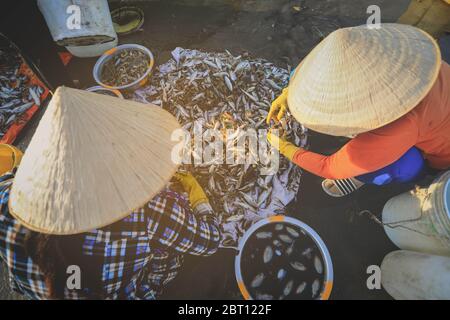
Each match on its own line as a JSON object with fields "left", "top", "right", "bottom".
{"left": 267, "top": 88, "right": 289, "bottom": 124}
{"left": 173, "top": 172, "right": 209, "bottom": 208}
{"left": 267, "top": 130, "right": 300, "bottom": 161}
{"left": 0, "top": 144, "right": 23, "bottom": 176}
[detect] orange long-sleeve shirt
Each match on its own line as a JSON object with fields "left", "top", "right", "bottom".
{"left": 292, "top": 62, "right": 450, "bottom": 179}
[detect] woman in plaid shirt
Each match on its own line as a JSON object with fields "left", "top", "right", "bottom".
{"left": 0, "top": 88, "right": 221, "bottom": 300}
{"left": 0, "top": 168, "right": 220, "bottom": 300}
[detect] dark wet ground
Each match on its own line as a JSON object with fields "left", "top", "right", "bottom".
{"left": 2, "top": 0, "right": 450, "bottom": 300}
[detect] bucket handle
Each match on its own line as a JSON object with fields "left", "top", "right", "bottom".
{"left": 376, "top": 188, "right": 428, "bottom": 226}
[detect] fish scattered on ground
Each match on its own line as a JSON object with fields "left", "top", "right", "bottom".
{"left": 133, "top": 48, "right": 308, "bottom": 247}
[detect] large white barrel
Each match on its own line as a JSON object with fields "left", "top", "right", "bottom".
{"left": 382, "top": 171, "right": 450, "bottom": 257}
{"left": 381, "top": 250, "right": 450, "bottom": 300}
{"left": 37, "top": 0, "right": 118, "bottom": 57}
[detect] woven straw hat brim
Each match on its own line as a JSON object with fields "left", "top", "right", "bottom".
{"left": 8, "top": 87, "right": 182, "bottom": 235}
{"left": 287, "top": 23, "right": 441, "bottom": 136}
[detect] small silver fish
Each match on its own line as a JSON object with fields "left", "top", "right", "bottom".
{"left": 0, "top": 100, "right": 18, "bottom": 109}
{"left": 314, "top": 256, "right": 323, "bottom": 274}
{"left": 256, "top": 293, "right": 273, "bottom": 300}
{"left": 226, "top": 214, "right": 244, "bottom": 222}
{"left": 277, "top": 269, "right": 287, "bottom": 280}
{"left": 283, "top": 280, "right": 294, "bottom": 296}
{"left": 204, "top": 60, "right": 218, "bottom": 69}
{"left": 296, "top": 282, "right": 307, "bottom": 295}
{"left": 286, "top": 245, "right": 293, "bottom": 256}
{"left": 286, "top": 227, "right": 300, "bottom": 238}
{"left": 251, "top": 273, "right": 265, "bottom": 288}
{"left": 263, "top": 246, "right": 273, "bottom": 263}
{"left": 5, "top": 114, "right": 16, "bottom": 126}
{"left": 224, "top": 76, "right": 233, "bottom": 91}
{"left": 312, "top": 279, "right": 320, "bottom": 297}
{"left": 290, "top": 261, "right": 306, "bottom": 271}
{"left": 279, "top": 234, "right": 293, "bottom": 244}
{"left": 302, "top": 248, "right": 313, "bottom": 259}
{"left": 29, "top": 87, "right": 40, "bottom": 106}
{"left": 234, "top": 61, "right": 249, "bottom": 73}
{"left": 265, "top": 78, "right": 282, "bottom": 90}
{"left": 256, "top": 231, "right": 272, "bottom": 239}
{"left": 12, "top": 102, "right": 33, "bottom": 114}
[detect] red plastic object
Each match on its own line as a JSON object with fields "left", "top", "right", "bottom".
{"left": 0, "top": 58, "right": 50, "bottom": 144}
{"left": 58, "top": 51, "right": 73, "bottom": 66}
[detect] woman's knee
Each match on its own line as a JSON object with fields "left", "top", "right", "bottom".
{"left": 395, "top": 147, "right": 426, "bottom": 182}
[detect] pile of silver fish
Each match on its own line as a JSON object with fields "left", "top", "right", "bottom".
{"left": 243, "top": 222, "right": 325, "bottom": 300}
{"left": 133, "top": 48, "right": 308, "bottom": 247}
{"left": 0, "top": 46, "right": 42, "bottom": 138}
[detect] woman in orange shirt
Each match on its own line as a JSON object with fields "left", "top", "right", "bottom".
{"left": 267, "top": 24, "right": 450, "bottom": 197}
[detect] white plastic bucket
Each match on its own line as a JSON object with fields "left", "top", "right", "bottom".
{"left": 37, "top": 0, "right": 118, "bottom": 57}
{"left": 235, "top": 215, "right": 333, "bottom": 300}
{"left": 382, "top": 171, "right": 450, "bottom": 257}
{"left": 381, "top": 250, "right": 450, "bottom": 300}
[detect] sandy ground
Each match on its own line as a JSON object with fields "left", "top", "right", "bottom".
{"left": 3, "top": 0, "right": 449, "bottom": 300}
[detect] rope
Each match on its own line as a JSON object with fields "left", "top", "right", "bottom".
{"left": 358, "top": 188, "right": 450, "bottom": 242}
{"left": 358, "top": 209, "right": 445, "bottom": 239}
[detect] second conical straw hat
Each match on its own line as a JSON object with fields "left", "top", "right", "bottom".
{"left": 9, "top": 87, "right": 182, "bottom": 235}
{"left": 288, "top": 23, "right": 441, "bottom": 136}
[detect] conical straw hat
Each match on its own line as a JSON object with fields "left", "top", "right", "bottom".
{"left": 288, "top": 23, "right": 441, "bottom": 136}
{"left": 9, "top": 87, "right": 182, "bottom": 235}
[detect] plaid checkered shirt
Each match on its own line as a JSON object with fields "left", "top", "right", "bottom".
{"left": 0, "top": 172, "right": 221, "bottom": 299}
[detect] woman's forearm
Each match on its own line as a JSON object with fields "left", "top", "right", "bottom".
{"left": 291, "top": 149, "right": 365, "bottom": 179}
